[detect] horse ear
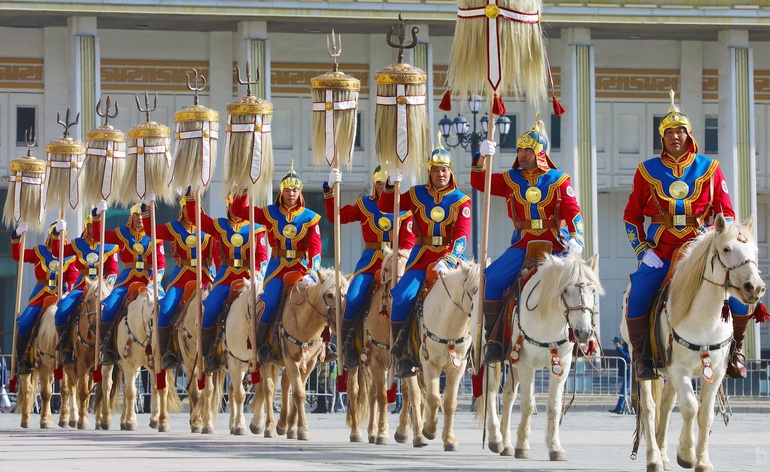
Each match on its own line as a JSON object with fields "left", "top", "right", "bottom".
{"left": 715, "top": 213, "right": 727, "bottom": 233}
{"left": 586, "top": 254, "right": 599, "bottom": 272}
{"left": 745, "top": 215, "right": 754, "bottom": 232}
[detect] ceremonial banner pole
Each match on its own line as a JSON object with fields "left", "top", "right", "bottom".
{"left": 2, "top": 131, "right": 47, "bottom": 391}
{"left": 374, "top": 15, "right": 431, "bottom": 389}
{"left": 311, "top": 32, "right": 360, "bottom": 368}
{"left": 225, "top": 63, "right": 274, "bottom": 381}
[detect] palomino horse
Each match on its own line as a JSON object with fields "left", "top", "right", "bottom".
{"left": 250, "top": 268, "right": 347, "bottom": 440}
{"left": 345, "top": 248, "right": 409, "bottom": 445}
{"left": 17, "top": 301, "right": 74, "bottom": 429}
{"left": 621, "top": 215, "right": 764, "bottom": 472}
{"left": 482, "top": 253, "right": 603, "bottom": 460}
{"left": 395, "top": 259, "right": 481, "bottom": 451}
{"left": 97, "top": 285, "right": 182, "bottom": 431}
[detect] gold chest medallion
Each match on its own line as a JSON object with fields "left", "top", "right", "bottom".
{"left": 430, "top": 206, "right": 445, "bottom": 222}
{"left": 231, "top": 234, "right": 244, "bottom": 247}
{"left": 525, "top": 186, "right": 542, "bottom": 204}
{"left": 669, "top": 180, "right": 689, "bottom": 199}
{"left": 132, "top": 242, "right": 144, "bottom": 254}
{"left": 377, "top": 217, "right": 392, "bottom": 231}
{"left": 283, "top": 224, "right": 297, "bottom": 238}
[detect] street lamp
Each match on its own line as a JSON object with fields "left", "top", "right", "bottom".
{"left": 439, "top": 96, "right": 511, "bottom": 260}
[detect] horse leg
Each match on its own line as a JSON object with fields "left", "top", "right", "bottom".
{"left": 693, "top": 374, "right": 720, "bottom": 472}
{"left": 249, "top": 375, "right": 265, "bottom": 435}
{"left": 404, "top": 375, "right": 427, "bottom": 448}
{"left": 374, "top": 368, "right": 390, "bottom": 445}
{"left": 287, "top": 362, "right": 311, "bottom": 441}
{"left": 122, "top": 366, "right": 139, "bottom": 431}
{"left": 277, "top": 369, "right": 291, "bottom": 437}
{"left": 546, "top": 366, "right": 569, "bottom": 461}
{"left": 157, "top": 369, "right": 172, "bottom": 432}
{"left": 58, "top": 369, "right": 72, "bottom": 428}
{"left": 515, "top": 365, "right": 536, "bottom": 459}
{"left": 63, "top": 365, "right": 78, "bottom": 428}
{"left": 228, "top": 364, "right": 247, "bottom": 435}
{"left": 76, "top": 365, "right": 92, "bottom": 430}
{"left": 346, "top": 366, "right": 363, "bottom": 442}
{"left": 266, "top": 367, "right": 280, "bottom": 438}
{"left": 441, "top": 365, "right": 463, "bottom": 451}
{"left": 200, "top": 373, "right": 217, "bottom": 434}
{"left": 674, "top": 373, "right": 698, "bottom": 470}
{"left": 421, "top": 363, "right": 440, "bottom": 442}
{"left": 640, "top": 379, "right": 665, "bottom": 472}
{"left": 485, "top": 363, "right": 506, "bottom": 454}
{"left": 394, "top": 376, "right": 411, "bottom": 444}
{"left": 656, "top": 376, "right": 677, "bottom": 470}
{"left": 499, "top": 365, "right": 518, "bottom": 456}
{"left": 39, "top": 368, "right": 54, "bottom": 429}
{"left": 187, "top": 368, "right": 203, "bottom": 433}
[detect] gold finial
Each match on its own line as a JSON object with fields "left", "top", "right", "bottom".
{"left": 327, "top": 30, "right": 342, "bottom": 72}
{"left": 136, "top": 91, "right": 158, "bottom": 122}
{"left": 186, "top": 68, "right": 207, "bottom": 106}
{"left": 24, "top": 127, "right": 36, "bottom": 157}
{"left": 386, "top": 13, "right": 419, "bottom": 64}
{"left": 56, "top": 107, "right": 80, "bottom": 138}
{"left": 236, "top": 61, "right": 260, "bottom": 97}
{"left": 96, "top": 95, "right": 119, "bottom": 125}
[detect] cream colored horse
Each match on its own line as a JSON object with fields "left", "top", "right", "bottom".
{"left": 481, "top": 253, "right": 602, "bottom": 460}
{"left": 621, "top": 215, "right": 764, "bottom": 472}
{"left": 345, "top": 248, "right": 408, "bottom": 445}
{"left": 395, "top": 259, "right": 481, "bottom": 451}
{"left": 250, "top": 268, "right": 347, "bottom": 440}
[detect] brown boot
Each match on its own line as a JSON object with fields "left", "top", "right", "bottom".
{"left": 726, "top": 314, "right": 750, "bottom": 379}
{"left": 56, "top": 325, "right": 74, "bottom": 365}
{"left": 99, "top": 321, "right": 119, "bottom": 365}
{"left": 483, "top": 300, "right": 504, "bottom": 364}
{"left": 14, "top": 332, "right": 34, "bottom": 375}
{"left": 626, "top": 315, "right": 658, "bottom": 380}
{"left": 390, "top": 321, "right": 407, "bottom": 359}
{"left": 158, "top": 326, "right": 179, "bottom": 370}
{"left": 255, "top": 321, "right": 274, "bottom": 364}
{"left": 340, "top": 318, "right": 358, "bottom": 369}
{"left": 201, "top": 326, "right": 219, "bottom": 373}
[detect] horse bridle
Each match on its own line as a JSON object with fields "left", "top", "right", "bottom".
{"left": 519, "top": 280, "right": 598, "bottom": 348}
{"left": 286, "top": 282, "right": 336, "bottom": 326}
{"left": 437, "top": 268, "right": 475, "bottom": 316}
{"left": 704, "top": 244, "right": 757, "bottom": 292}
{"left": 123, "top": 301, "right": 153, "bottom": 349}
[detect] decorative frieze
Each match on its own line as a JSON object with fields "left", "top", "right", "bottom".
{"left": 0, "top": 58, "right": 44, "bottom": 89}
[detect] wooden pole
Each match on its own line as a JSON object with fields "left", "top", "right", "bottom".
{"left": 57, "top": 207, "right": 65, "bottom": 301}
{"left": 333, "top": 156, "right": 342, "bottom": 362}
{"left": 195, "top": 187, "right": 204, "bottom": 388}
{"left": 150, "top": 201, "right": 162, "bottom": 388}
{"left": 95, "top": 207, "right": 106, "bottom": 370}
{"left": 388, "top": 180, "right": 401, "bottom": 388}
{"left": 249, "top": 190, "right": 258, "bottom": 372}
{"left": 9, "top": 232, "right": 26, "bottom": 383}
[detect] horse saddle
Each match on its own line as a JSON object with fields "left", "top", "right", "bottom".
{"left": 169, "top": 280, "right": 200, "bottom": 328}
{"left": 263, "top": 271, "right": 305, "bottom": 363}
{"left": 26, "top": 295, "right": 59, "bottom": 359}
{"left": 647, "top": 247, "right": 685, "bottom": 369}
{"left": 350, "top": 278, "right": 381, "bottom": 359}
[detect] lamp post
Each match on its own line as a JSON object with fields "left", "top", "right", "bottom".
{"left": 439, "top": 96, "right": 511, "bottom": 260}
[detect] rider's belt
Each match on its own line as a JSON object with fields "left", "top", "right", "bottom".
{"left": 417, "top": 236, "right": 448, "bottom": 247}
{"left": 365, "top": 241, "right": 390, "bottom": 250}
{"left": 124, "top": 261, "right": 145, "bottom": 270}
{"left": 177, "top": 258, "right": 198, "bottom": 267}
{"left": 37, "top": 279, "right": 56, "bottom": 288}
{"left": 272, "top": 248, "right": 307, "bottom": 259}
{"left": 224, "top": 257, "right": 244, "bottom": 268}
{"left": 80, "top": 268, "right": 99, "bottom": 276}
{"left": 650, "top": 214, "right": 699, "bottom": 227}
{"left": 517, "top": 219, "right": 558, "bottom": 230}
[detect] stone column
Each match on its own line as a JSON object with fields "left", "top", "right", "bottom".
{"left": 205, "top": 31, "right": 233, "bottom": 214}
{"left": 67, "top": 16, "right": 99, "bottom": 143}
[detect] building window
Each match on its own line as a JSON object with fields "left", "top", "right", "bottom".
{"left": 704, "top": 116, "right": 718, "bottom": 154}
{"left": 16, "top": 107, "right": 37, "bottom": 146}
{"left": 499, "top": 115, "right": 517, "bottom": 150}
{"left": 652, "top": 115, "right": 663, "bottom": 153}
{"left": 549, "top": 114, "right": 561, "bottom": 152}
{"left": 354, "top": 112, "right": 363, "bottom": 150}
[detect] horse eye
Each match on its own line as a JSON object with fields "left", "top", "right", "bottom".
{"left": 723, "top": 247, "right": 731, "bottom": 253}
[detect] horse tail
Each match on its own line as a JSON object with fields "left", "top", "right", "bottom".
{"left": 211, "top": 369, "right": 227, "bottom": 421}
{"left": 108, "top": 364, "right": 121, "bottom": 412}
{"left": 650, "top": 376, "right": 664, "bottom": 424}
{"left": 165, "top": 369, "right": 183, "bottom": 414}
{"left": 473, "top": 363, "right": 501, "bottom": 427}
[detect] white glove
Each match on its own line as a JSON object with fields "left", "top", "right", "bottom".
{"left": 16, "top": 221, "right": 29, "bottom": 236}
{"left": 300, "top": 273, "right": 318, "bottom": 286}
{"left": 95, "top": 200, "right": 108, "bottom": 214}
{"left": 480, "top": 139, "right": 496, "bottom": 157}
{"left": 567, "top": 239, "right": 583, "bottom": 257}
{"left": 388, "top": 168, "right": 403, "bottom": 185}
{"left": 55, "top": 219, "right": 67, "bottom": 233}
{"left": 143, "top": 190, "right": 156, "bottom": 205}
{"left": 328, "top": 168, "right": 342, "bottom": 186}
{"left": 433, "top": 259, "right": 450, "bottom": 276}
{"left": 642, "top": 249, "right": 664, "bottom": 269}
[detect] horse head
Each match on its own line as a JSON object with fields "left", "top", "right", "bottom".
{"left": 306, "top": 268, "right": 350, "bottom": 325}
{"left": 443, "top": 259, "right": 481, "bottom": 316}
{"left": 381, "top": 246, "right": 410, "bottom": 284}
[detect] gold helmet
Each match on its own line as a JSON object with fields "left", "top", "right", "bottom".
{"left": 427, "top": 136, "right": 452, "bottom": 170}
{"left": 512, "top": 115, "right": 556, "bottom": 172}
{"left": 129, "top": 202, "right": 142, "bottom": 215}
{"left": 279, "top": 159, "right": 303, "bottom": 191}
{"left": 658, "top": 89, "right": 698, "bottom": 154}
{"left": 372, "top": 165, "right": 388, "bottom": 183}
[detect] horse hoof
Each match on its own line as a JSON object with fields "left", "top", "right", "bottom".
{"left": 501, "top": 446, "right": 515, "bottom": 457}
{"left": 368, "top": 435, "right": 375, "bottom": 444}
{"left": 40, "top": 422, "right": 53, "bottom": 430}
{"left": 444, "top": 443, "right": 458, "bottom": 452}
{"left": 297, "top": 430, "right": 309, "bottom": 441}
{"left": 287, "top": 430, "right": 298, "bottom": 440}
{"left": 350, "top": 434, "right": 364, "bottom": 443}
{"left": 68, "top": 420, "right": 77, "bottom": 428}
{"left": 514, "top": 448, "right": 531, "bottom": 459}
{"left": 77, "top": 423, "right": 86, "bottom": 430}
{"left": 549, "top": 451, "right": 567, "bottom": 461}
{"left": 191, "top": 426, "right": 202, "bottom": 434}
{"left": 264, "top": 428, "right": 276, "bottom": 439}
{"left": 276, "top": 425, "right": 287, "bottom": 436}
{"left": 422, "top": 428, "right": 436, "bottom": 441}
{"left": 232, "top": 426, "right": 246, "bottom": 436}
{"left": 119, "top": 424, "right": 126, "bottom": 431}
{"left": 202, "top": 426, "right": 215, "bottom": 434}
{"left": 646, "top": 463, "right": 665, "bottom": 472}
{"left": 249, "top": 423, "right": 264, "bottom": 435}
{"left": 95, "top": 423, "right": 103, "bottom": 430}
{"left": 158, "top": 424, "right": 170, "bottom": 433}
{"left": 149, "top": 419, "right": 159, "bottom": 429}
{"left": 124, "top": 424, "right": 137, "bottom": 432}
{"left": 394, "top": 431, "right": 408, "bottom": 444}
{"left": 488, "top": 442, "right": 503, "bottom": 454}
{"left": 413, "top": 437, "right": 428, "bottom": 448}
{"left": 58, "top": 421, "right": 67, "bottom": 429}
{"left": 694, "top": 464, "right": 714, "bottom": 472}
{"left": 376, "top": 435, "right": 389, "bottom": 446}
{"left": 677, "top": 454, "right": 694, "bottom": 469}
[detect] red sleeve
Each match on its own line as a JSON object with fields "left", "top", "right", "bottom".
{"left": 452, "top": 200, "right": 472, "bottom": 243}
{"left": 92, "top": 217, "right": 121, "bottom": 245}
{"left": 63, "top": 262, "right": 79, "bottom": 289}
{"left": 623, "top": 169, "right": 650, "bottom": 246}
{"left": 155, "top": 241, "right": 166, "bottom": 270}
{"left": 255, "top": 230, "right": 268, "bottom": 267}
{"left": 559, "top": 177, "right": 582, "bottom": 234}
{"left": 710, "top": 166, "right": 736, "bottom": 220}
{"left": 378, "top": 188, "right": 414, "bottom": 214}
{"left": 200, "top": 212, "right": 216, "bottom": 235}
{"left": 210, "top": 237, "right": 221, "bottom": 269}
{"left": 104, "top": 251, "right": 119, "bottom": 277}
{"left": 306, "top": 223, "right": 322, "bottom": 270}
{"left": 322, "top": 190, "right": 362, "bottom": 224}
{"left": 471, "top": 167, "right": 510, "bottom": 197}
{"left": 398, "top": 215, "right": 415, "bottom": 250}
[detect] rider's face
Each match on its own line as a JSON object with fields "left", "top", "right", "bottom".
{"left": 282, "top": 188, "right": 301, "bottom": 208}
{"left": 663, "top": 127, "right": 690, "bottom": 159}
{"left": 429, "top": 166, "right": 451, "bottom": 190}
{"left": 517, "top": 148, "right": 537, "bottom": 171}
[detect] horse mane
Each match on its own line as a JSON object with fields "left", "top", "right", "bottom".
{"left": 313, "top": 267, "right": 339, "bottom": 298}
{"left": 535, "top": 255, "right": 604, "bottom": 318}
{"left": 668, "top": 221, "right": 754, "bottom": 327}
{"left": 460, "top": 259, "right": 481, "bottom": 296}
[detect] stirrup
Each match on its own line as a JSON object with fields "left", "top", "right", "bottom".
{"left": 60, "top": 349, "right": 75, "bottom": 365}
{"left": 163, "top": 352, "right": 180, "bottom": 371}
{"left": 257, "top": 345, "right": 275, "bottom": 365}
{"left": 726, "top": 351, "right": 747, "bottom": 379}
{"left": 635, "top": 357, "right": 658, "bottom": 380}
{"left": 100, "top": 349, "right": 119, "bottom": 366}
{"left": 396, "top": 358, "right": 416, "bottom": 378}
{"left": 203, "top": 354, "right": 220, "bottom": 374}
{"left": 16, "top": 360, "right": 33, "bottom": 376}
{"left": 484, "top": 341, "right": 504, "bottom": 364}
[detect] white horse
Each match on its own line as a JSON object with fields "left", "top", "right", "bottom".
{"left": 482, "top": 253, "right": 603, "bottom": 460}
{"left": 621, "top": 215, "right": 764, "bottom": 472}
{"left": 400, "top": 259, "right": 481, "bottom": 451}
{"left": 97, "top": 285, "right": 181, "bottom": 431}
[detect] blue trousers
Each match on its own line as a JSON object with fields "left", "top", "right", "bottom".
{"left": 101, "top": 285, "right": 129, "bottom": 323}
{"left": 343, "top": 273, "right": 375, "bottom": 321}
{"left": 257, "top": 277, "right": 284, "bottom": 324}
{"left": 389, "top": 269, "right": 426, "bottom": 323}
{"left": 17, "top": 304, "right": 43, "bottom": 335}
{"left": 627, "top": 261, "right": 749, "bottom": 318}
{"left": 158, "top": 286, "right": 184, "bottom": 327}
{"left": 484, "top": 247, "right": 526, "bottom": 302}
{"left": 202, "top": 284, "right": 230, "bottom": 329}
{"left": 55, "top": 289, "right": 84, "bottom": 327}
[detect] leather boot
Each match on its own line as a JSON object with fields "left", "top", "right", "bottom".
{"left": 56, "top": 325, "right": 74, "bottom": 365}
{"left": 390, "top": 321, "right": 407, "bottom": 359}
{"left": 99, "top": 321, "right": 119, "bottom": 365}
{"left": 255, "top": 321, "right": 274, "bottom": 365}
{"left": 726, "top": 314, "right": 750, "bottom": 379}
{"left": 626, "top": 315, "right": 657, "bottom": 380}
{"left": 340, "top": 318, "right": 358, "bottom": 369}
{"left": 201, "top": 326, "right": 219, "bottom": 373}
{"left": 483, "top": 300, "right": 504, "bottom": 364}
{"left": 158, "top": 326, "right": 179, "bottom": 370}
{"left": 14, "top": 332, "right": 33, "bottom": 375}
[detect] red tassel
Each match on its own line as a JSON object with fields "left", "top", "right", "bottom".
{"left": 247, "top": 338, "right": 252, "bottom": 350}
{"left": 337, "top": 369, "right": 348, "bottom": 393}
{"left": 156, "top": 369, "right": 167, "bottom": 390}
{"left": 721, "top": 300, "right": 731, "bottom": 322}
{"left": 587, "top": 339, "right": 597, "bottom": 355}
{"left": 54, "top": 365, "right": 63, "bottom": 381}
{"left": 438, "top": 89, "right": 452, "bottom": 112}
{"left": 250, "top": 367, "right": 261, "bottom": 385}
{"left": 9, "top": 375, "right": 17, "bottom": 393}
{"left": 321, "top": 326, "right": 331, "bottom": 344}
{"left": 197, "top": 373, "right": 206, "bottom": 390}
{"left": 552, "top": 95, "right": 566, "bottom": 116}
{"left": 387, "top": 381, "right": 398, "bottom": 404}
{"left": 752, "top": 303, "right": 770, "bottom": 323}
{"left": 568, "top": 327, "right": 576, "bottom": 343}
{"left": 93, "top": 366, "right": 102, "bottom": 383}
{"left": 492, "top": 95, "right": 506, "bottom": 116}
{"left": 471, "top": 365, "right": 484, "bottom": 398}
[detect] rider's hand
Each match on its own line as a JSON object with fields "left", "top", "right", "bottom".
{"left": 95, "top": 200, "right": 109, "bottom": 214}
{"left": 55, "top": 219, "right": 67, "bottom": 234}
{"left": 300, "top": 273, "right": 318, "bottom": 286}
{"left": 15, "top": 221, "right": 29, "bottom": 236}
{"left": 388, "top": 168, "right": 403, "bottom": 185}
{"left": 328, "top": 168, "right": 342, "bottom": 186}
{"left": 433, "top": 259, "right": 450, "bottom": 276}
{"left": 566, "top": 239, "right": 583, "bottom": 257}
{"left": 480, "top": 140, "right": 496, "bottom": 157}
{"left": 642, "top": 249, "right": 664, "bottom": 269}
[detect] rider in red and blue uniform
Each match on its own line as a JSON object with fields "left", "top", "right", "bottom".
{"left": 200, "top": 191, "right": 268, "bottom": 373}
{"left": 322, "top": 165, "right": 415, "bottom": 369}
{"left": 53, "top": 215, "right": 119, "bottom": 364}
{"left": 380, "top": 144, "right": 471, "bottom": 378}
{"left": 93, "top": 202, "right": 166, "bottom": 364}
{"left": 624, "top": 92, "right": 750, "bottom": 379}
{"left": 232, "top": 161, "right": 323, "bottom": 364}
{"left": 11, "top": 221, "right": 78, "bottom": 374}
{"left": 471, "top": 118, "right": 584, "bottom": 364}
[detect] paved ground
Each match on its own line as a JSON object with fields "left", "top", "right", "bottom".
{"left": 1, "top": 398, "right": 769, "bottom": 471}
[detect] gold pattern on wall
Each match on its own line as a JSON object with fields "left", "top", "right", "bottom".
{"left": 101, "top": 60, "right": 209, "bottom": 92}
{"left": 595, "top": 69, "right": 679, "bottom": 99}
{"left": 754, "top": 71, "right": 770, "bottom": 101}
{"left": 271, "top": 63, "right": 369, "bottom": 95}
{"left": 703, "top": 69, "right": 718, "bottom": 100}
{"left": 0, "top": 58, "right": 44, "bottom": 89}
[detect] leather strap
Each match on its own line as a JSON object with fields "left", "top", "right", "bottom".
{"left": 364, "top": 241, "right": 389, "bottom": 250}
{"left": 416, "top": 236, "right": 448, "bottom": 247}
{"left": 650, "top": 214, "right": 700, "bottom": 227}
{"left": 223, "top": 257, "right": 245, "bottom": 268}
{"left": 271, "top": 248, "right": 307, "bottom": 259}
{"left": 516, "top": 219, "right": 559, "bottom": 230}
